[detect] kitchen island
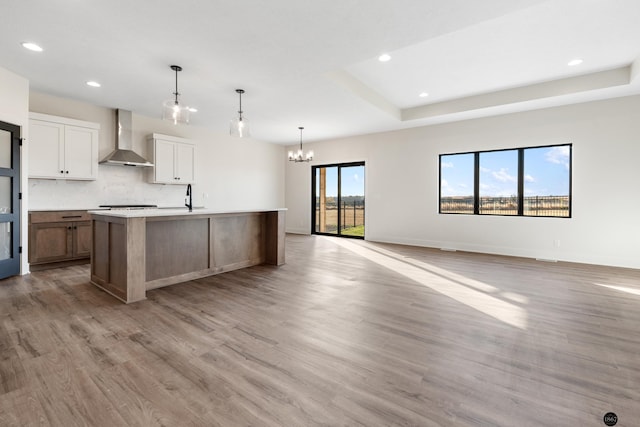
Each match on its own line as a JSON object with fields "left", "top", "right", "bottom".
{"left": 89, "top": 208, "right": 285, "bottom": 303}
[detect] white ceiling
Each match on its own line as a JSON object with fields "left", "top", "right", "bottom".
{"left": 3, "top": 0, "right": 640, "bottom": 144}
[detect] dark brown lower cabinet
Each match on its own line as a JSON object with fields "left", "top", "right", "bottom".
{"left": 29, "top": 211, "right": 91, "bottom": 269}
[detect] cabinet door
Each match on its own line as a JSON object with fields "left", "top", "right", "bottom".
{"left": 29, "top": 222, "right": 72, "bottom": 264}
{"left": 154, "top": 139, "right": 177, "bottom": 183}
{"left": 73, "top": 221, "right": 92, "bottom": 258}
{"left": 175, "top": 143, "right": 195, "bottom": 183}
{"left": 28, "top": 120, "right": 65, "bottom": 178}
{"left": 64, "top": 125, "right": 98, "bottom": 180}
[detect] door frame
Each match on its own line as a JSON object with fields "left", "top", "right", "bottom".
{"left": 0, "top": 120, "right": 21, "bottom": 279}
{"left": 311, "top": 161, "right": 365, "bottom": 239}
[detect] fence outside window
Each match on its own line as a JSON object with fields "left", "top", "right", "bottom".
{"left": 440, "top": 195, "right": 570, "bottom": 217}
{"left": 314, "top": 199, "right": 365, "bottom": 233}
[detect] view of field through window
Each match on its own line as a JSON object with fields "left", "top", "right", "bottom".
{"left": 440, "top": 144, "right": 571, "bottom": 217}
{"left": 313, "top": 163, "right": 365, "bottom": 237}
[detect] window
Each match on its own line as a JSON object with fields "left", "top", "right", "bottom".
{"left": 440, "top": 153, "right": 474, "bottom": 214}
{"left": 439, "top": 144, "right": 571, "bottom": 217}
{"left": 479, "top": 149, "right": 518, "bottom": 215}
{"left": 523, "top": 146, "right": 571, "bottom": 216}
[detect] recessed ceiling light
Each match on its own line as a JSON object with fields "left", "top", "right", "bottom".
{"left": 86, "top": 81, "right": 101, "bottom": 88}
{"left": 21, "top": 42, "right": 43, "bottom": 52}
{"left": 378, "top": 53, "right": 391, "bottom": 62}
{"left": 419, "top": 92, "right": 429, "bottom": 98}
{"left": 188, "top": 107, "right": 198, "bottom": 113}
{"left": 568, "top": 58, "right": 583, "bottom": 66}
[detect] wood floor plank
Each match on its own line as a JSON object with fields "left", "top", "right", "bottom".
{"left": 0, "top": 234, "right": 639, "bottom": 425}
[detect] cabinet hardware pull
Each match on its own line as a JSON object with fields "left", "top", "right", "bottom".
{"left": 60, "top": 170, "right": 64, "bottom": 173}
{"left": 61, "top": 215, "right": 82, "bottom": 218}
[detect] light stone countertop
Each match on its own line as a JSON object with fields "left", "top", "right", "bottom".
{"left": 29, "top": 208, "right": 103, "bottom": 212}
{"left": 88, "top": 207, "right": 287, "bottom": 218}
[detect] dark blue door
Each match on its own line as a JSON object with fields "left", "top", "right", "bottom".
{"left": 0, "top": 120, "right": 21, "bottom": 279}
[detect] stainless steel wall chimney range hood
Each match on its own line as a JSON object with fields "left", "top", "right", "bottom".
{"left": 99, "top": 109, "right": 153, "bottom": 167}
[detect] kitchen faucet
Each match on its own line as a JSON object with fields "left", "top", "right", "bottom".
{"left": 185, "top": 184, "right": 192, "bottom": 212}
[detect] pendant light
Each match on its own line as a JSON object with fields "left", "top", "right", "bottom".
{"left": 230, "top": 89, "right": 250, "bottom": 138}
{"left": 162, "top": 65, "right": 190, "bottom": 125}
{"left": 288, "top": 127, "right": 313, "bottom": 162}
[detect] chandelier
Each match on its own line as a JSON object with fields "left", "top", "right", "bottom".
{"left": 288, "top": 127, "right": 313, "bottom": 162}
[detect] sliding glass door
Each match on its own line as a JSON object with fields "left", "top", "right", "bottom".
{"left": 312, "top": 162, "right": 365, "bottom": 238}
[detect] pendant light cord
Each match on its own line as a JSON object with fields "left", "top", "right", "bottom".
{"left": 236, "top": 89, "right": 244, "bottom": 121}
{"left": 299, "top": 127, "right": 304, "bottom": 150}
{"left": 174, "top": 69, "right": 178, "bottom": 102}
{"left": 171, "top": 65, "right": 182, "bottom": 105}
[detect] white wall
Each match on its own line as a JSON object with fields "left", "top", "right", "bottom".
{"left": 285, "top": 95, "right": 640, "bottom": 269}
{"left": 0, "top": 66, "right": 29, "bottom": 274}
{"left": 28, "top": 92, "right": 285, "bottom": 211}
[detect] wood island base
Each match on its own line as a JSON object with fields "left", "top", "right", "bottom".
{"left": 89, "top": 209, "right": 285, "bottom": 303}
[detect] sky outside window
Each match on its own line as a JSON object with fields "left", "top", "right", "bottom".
{"left": 341, "top": 165, "right": 365, "bottom": 197}
{"left": 442, "top": 146, "right": 571, "bottom": 198}
{"left": 479, "top": 150, "right": 518, "bottom": 198}
{"left": 440, "top": 153, "right": 474, "bottom": 197}
{"left": 524, "top": 146, "right": 570, "bottom": 196}
{"left": 320, "top": 166, "right": 364, "bottom": 197}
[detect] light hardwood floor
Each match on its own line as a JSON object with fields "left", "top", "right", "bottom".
{"left": 1, "top": 234, "right": 639, "bottom": 426}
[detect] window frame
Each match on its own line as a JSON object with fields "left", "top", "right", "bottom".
{"left": 439, "top": 143, "right": 572, "bottom": 218}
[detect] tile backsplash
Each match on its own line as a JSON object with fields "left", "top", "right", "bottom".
{"left": 28, "top": 165, "right": 196, "bottom": 210}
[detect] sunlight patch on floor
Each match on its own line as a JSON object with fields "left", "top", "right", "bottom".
{"left": 593, "top": 282, "right": 640, "bottom": 296}
{"left": 501, "top": 291, "right": 529, "bottom": 304}
{"left": 330, "top": 238, "right": 528, "bottom": 330}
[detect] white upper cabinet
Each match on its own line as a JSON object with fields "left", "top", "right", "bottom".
{"left": 28, "top": 119, "right": 64, "bottom": 178}
{"left": 28, "top": 113, "right": 99, "bottom": 180}
{"left": 147, "top": 133, "right": 195, "bottom": 184}
{"left": 153, "top": 138, "right": 176, "bottom": 183}
{"left": 175, "top": 143, "right": 195, "bottom": 183}
{"left": 64, "top": 125, "right": 98, "bottom": 179}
